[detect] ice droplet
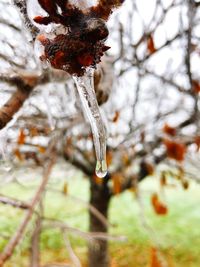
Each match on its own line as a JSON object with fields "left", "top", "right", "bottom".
{"left": 95, "top": 160, "right": 107, "bottom": 178}
{"left": 73, "top": 68, "right": 107, "bottom": 178}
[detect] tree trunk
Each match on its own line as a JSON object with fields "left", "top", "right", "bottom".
{"left": 88, "top": 177, "right": 111, "bottom": 267}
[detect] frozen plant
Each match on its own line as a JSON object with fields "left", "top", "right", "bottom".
{"left": 27, "top": 0, "right": 125, "bottom": 177}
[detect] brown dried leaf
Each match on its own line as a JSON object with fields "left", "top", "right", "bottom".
{"left": 160, "top": 172, "right": 167, "bottom": 187}
{"left": 106, "top": 150, "right": 113, "bottom": 167}
{"left": 14, "top": 148, "right": 23, "bottom": 161}
{"left": 182, "top": 180, "right": 189, "bottom": 190}
{"left": 147, "top": 35, "right": 156, "bottom": 54}
{"left": 122, "top": 153, "right": 130, "bottom": 166}
{"left": 145, "top": 162, "right": 154, "bottom": 175}
{"left": 112, "top": 111, "right": 120, "bottom": 123}
{"left": 30, "top": 127, "right": 38, "bottom": 137}
{"left": 151, "top": 193, "right": 168, "bottom": 215}
{"left": 163, "top": 124, "right": 176, "bottom": 136}
{"left": 164, "top": 139, "right": 186, "bottom": 161}
{"left": 112, "top": 173, "right": 122, "bottom": 194}
{"left": 37, "top": 146, "right": 46, "bottom": 154}
{"left": 63, "top": 182, "right": 68, "bottom": 195}
{"left": 150, "top": 247, "right": 163, "bottom": 267}
{"left": 17, "top": 129, "right": 26, "bottom": 145}
{"left": 192, "top": 80, "right": 200, "bottom": 94}
{"left": 194, "top": 136, "right": 200, "bottom": 151}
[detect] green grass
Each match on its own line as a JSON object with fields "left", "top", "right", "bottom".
{"left": 0, "top": 167, "right": 200, "bottom": 267}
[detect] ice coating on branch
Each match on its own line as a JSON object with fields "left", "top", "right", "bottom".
{"left": 73, "top": 69, "right": 107, "bottom": 178}
{"left": 71, "top": 0, "right": 98, "bottom": 9}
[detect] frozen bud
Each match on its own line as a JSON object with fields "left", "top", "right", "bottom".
{"left": 82, "top": 18, "right": 109, "bottom": 42}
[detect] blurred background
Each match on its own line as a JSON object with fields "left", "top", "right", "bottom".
{"left": 1, "top": 0, "right": 200, "bottom": 266}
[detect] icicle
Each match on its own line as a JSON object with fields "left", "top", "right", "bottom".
{"left": 73, "top": 68, "right": 107, "bottom": 178}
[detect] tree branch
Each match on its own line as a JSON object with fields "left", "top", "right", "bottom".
{"left": 13, "top": 0, "right": 39, "bottom": 40}
{"left": 0, "top": 195, "right": 30, "bottom": 210}
{"left": 0, "top": 87, "right": 33, "bottom": 130}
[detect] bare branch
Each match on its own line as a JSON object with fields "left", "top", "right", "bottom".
{"left": 0, "top": 87, "right": 33, "bottom": 130}
{"left": 13, "top": 0, "right": 39, "bottom": 40}
{"left": 44, "top": 220, "right": 127, "bottom": 243}
{"left": 0, "top": 18, "right": 20, "bottom": 31}
{"left": 0, "top": 195, "right": 30, "bottom": 210}
{"left": 30, "top": 202, "right": 43, "bottom": 267}
{"left": 63, "top": 232, "right": 82, "bottom": 267}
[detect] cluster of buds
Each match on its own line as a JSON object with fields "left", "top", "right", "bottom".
{"left": 36, "top": 18, "right": 110, "bottom": 76}
{"left": 31, "top": 0, "right": 125, "bottom": 76}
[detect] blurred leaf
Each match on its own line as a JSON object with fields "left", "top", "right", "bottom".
{"left": 63, "top": 182, "right": 68, "bottom": 195}
{"left": 160, "top": 172, "right": 167, "bottom": 187}
{"left": 37, "top": 145, "right": 46, "bottom": 154}
{"left": 112, "top": 173, "right": 122, "bottom": 194}
{"left": 122, "top": 153, "right": 130, "bottom": 167}
{"left": 144, "top": 162, "right": 154, "bottom": 175}
{"left": 176, "top": 166, "right": 184, "bottom": 180}
{"left": 147, "top": 35, "right": 156, "bottom": 54}
{"left": 112, "top": 111, "right": 120, "bottom": 123}
{"left": 151, "top": 193, "right": 168, "bottom": 216}
{"left": 163, "top": 124, "right": 176, "bottom": 136}
{"left": 182, "top": 180, "right": 189, "bottom": 190}
{"left": 13, "top": 148, "right": 23, "bottom": 161}
{"left": 150, "top": 247, "right": 163, "bottom": 267}
{"left": 106, "top": 150, "right": 113, "bottom": 166}
{"left": 164, "top": 139, "right": 186, "bottom": 161}
{"left": 194, "top": 136, "right": 200, "bottom": 151}
{"left": 30, "top": 127, "right": 38, "bottom": 137}
{"left": 17, "top": 129, "right": 26, "bottom": 145}
{"left": 192, "top": 80, "right": 200, "bottom": 94}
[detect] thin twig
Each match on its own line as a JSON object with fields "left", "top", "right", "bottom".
{"left": 30, "top": 201, "right": 43, "bottom": 267}
{"left": 13, "top": 0, "right": 39, "bottom": 40}
{"left": 0, "top": 195, "right": 30, "bottom": 210}
{"left": 44, "top": 220, "right": 127, "bottom": 242}
{"left": 63, "top": 232, "right": 82, "bottom": 267}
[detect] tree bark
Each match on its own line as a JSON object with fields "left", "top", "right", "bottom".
{"left": 88, "top": 177, "right": 111, "bottom": 267}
